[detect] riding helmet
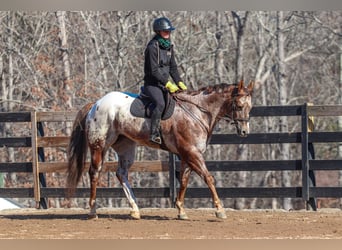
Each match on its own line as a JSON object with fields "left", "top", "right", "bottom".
{"left": 153, "top": 17, "right": 175, "bottom": 32}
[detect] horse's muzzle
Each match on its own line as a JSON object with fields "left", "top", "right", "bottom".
{"left": 236, "top": 122, "right": 249, "bottom": 137}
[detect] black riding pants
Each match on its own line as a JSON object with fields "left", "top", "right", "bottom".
{"left": 144, "top": 85, "right": 166, "bottom": 116}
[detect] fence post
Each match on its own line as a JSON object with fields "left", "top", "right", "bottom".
{"left": 31, "top": 111, "right": 41, "bottom": 208}
{"left": 168, "top": 153, "right": 177, "bottom": 207}
{"left": 37, "top": 121, "right": 48, "bottom": 209}
{"left": 301, "top": 103, "right": 309, "bottom": 205}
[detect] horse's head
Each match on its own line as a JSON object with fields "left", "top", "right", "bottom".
{"left": 231, "top": 80, "right": 254, "bottom": 137}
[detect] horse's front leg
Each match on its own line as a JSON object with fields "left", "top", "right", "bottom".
{"left": 88, "top": 148, "right": 103, "bottom": 219}
{"left": 186, "top": 153, "right": 227, "bottom": 219}
{"left": 175, "top": 164, "right": 192, "bottom": 220}
{"left": 204, "top": 173, "right": 227, "bottom": 219}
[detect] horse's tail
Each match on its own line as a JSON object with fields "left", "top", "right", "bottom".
{"left": 66, "top": 102, "right": 94, "bottom": 197}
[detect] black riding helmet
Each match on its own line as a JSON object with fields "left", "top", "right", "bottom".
{"left": 153, "top": 17, "right": 175, "bottom": 32}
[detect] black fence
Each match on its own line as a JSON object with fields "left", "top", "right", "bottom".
{"left": 169, "top": 104, "right": 342, "bottom": 210}
{"left": 0, "top": 104, "right": 342, "bottom": 209}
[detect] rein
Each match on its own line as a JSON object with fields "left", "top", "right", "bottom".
{"left": 174, "top": 95, "right": 210, "bottom": 134}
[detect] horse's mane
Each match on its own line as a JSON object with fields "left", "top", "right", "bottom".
{"left": 182, "top": 83, "right": 236, "bottom": 96}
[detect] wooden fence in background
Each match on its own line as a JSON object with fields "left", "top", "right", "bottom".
{"left": 0, "top": 104, "right": 342, "bottom": 209}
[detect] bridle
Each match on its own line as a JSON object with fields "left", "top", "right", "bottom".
{"left": 219, "top": 92, "right": 250, "bottom": 126}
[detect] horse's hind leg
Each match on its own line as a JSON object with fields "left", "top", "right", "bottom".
{"left": 113, "top": 137, "right": 140, "bottom": 219}
{"left": 116, "top": 161, "right": 140, "bottom": 219}
{"left": 88, "top": 147, "right": 103, "bottom": 219}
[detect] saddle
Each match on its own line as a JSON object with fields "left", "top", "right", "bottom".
{"left": 129, "top": 87, "right": 176, "bottom": 120}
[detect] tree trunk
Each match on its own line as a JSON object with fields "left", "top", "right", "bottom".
{"left": 339, "top": 46, "right": 342, "bottom": 209}
{"left": 56, "top": 11, "right": 73, "bottom": 209}
{"left": 214, "top": 11, "right": 225, "bottom": 84}
{"left": 229, "top": 11, "right": 250, "bottom": 209}
{"left": 80, "top": 11, "right": 108, "bottom": 94}
{"left": 0, "top": 34, "right": 4, "bottom": 188}
{"left": 231, "top": 11, "right": 249, "bottom": 83}
{"left": 277, "top": 11, "right": 292, "bottom": 210}
{"left": 0, "top": 12, "right": 17, "bottom": 187}
{"left": 252, "top": 12, "right": 278, "bottom": 208}
{"left": 56, "top": 11, "right": 71, "bottom": 89}
{"left": 56, "top": 11, "right": 72, "bottom": 108}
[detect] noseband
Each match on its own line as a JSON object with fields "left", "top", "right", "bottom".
{"left": 221, "top": 91, "right": 250, "bottom": 125}
{"left": 232, "top": 97, "right": 250, "bottom": 123}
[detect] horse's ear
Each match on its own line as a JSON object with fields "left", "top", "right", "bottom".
{"left": 247, "top": 81, "right": 255, "bottom": 93}
{"left": 238, "top": 79, "right": 244, "bottom": 90}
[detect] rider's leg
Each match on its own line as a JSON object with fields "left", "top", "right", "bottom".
{"left": 144, "top": 85, "right": 165, "bottom": 144}
{"left": 150, "top": 108, "right": 162, "bottom": 144}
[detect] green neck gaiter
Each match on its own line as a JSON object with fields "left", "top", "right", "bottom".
{"left": 156, "top": 34, "right": 171, "bottom": 49}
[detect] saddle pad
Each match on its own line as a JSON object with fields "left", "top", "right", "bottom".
{"left": 130, "top": 96, "right": 175, "bottom": 120}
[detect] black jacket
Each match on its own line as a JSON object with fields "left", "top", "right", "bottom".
{"left": 143, "top": 37, "right": 182, "bottom": 87}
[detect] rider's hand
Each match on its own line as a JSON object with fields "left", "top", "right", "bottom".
{"left": 177, "top": 82, "right": 187, "bottom": 91}
{"left": 165, "top": 81, "right": 180, "bottom": 93}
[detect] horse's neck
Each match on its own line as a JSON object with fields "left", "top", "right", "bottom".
{"left": 175, "top": 91, "right": 227, "bottom": 130}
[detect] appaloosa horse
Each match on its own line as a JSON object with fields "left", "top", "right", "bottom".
{"left": 67, "top": 80, "right": 254, "bottom": 220}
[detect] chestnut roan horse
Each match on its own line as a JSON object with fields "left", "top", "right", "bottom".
{"left": 67, "top": 80, "right": 254, "bottom": 220}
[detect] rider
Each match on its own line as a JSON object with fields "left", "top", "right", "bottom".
{"left": 143, "top": 17, "right": 187, "bottom": 144}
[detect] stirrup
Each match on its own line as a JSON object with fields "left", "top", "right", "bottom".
{"left": 150, "top": 135, "right": 162, "bottom": 144}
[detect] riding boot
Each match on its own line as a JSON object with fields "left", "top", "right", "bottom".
{"left": 150, "top": 110, "right": 162, "bottom": 144}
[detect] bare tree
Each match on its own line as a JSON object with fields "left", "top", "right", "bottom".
{"left": 56, "top": 11, "right": 72, "bottom": 108}
{"left": 0, "top": 12, "right": 16, "bottom": 187}
{"left": 275, "top": 11, "right": 292, "bottom": 210}
{"left": 226, "top": 11, "right": 250, "bottom": 209}
{"left": 214, "top": 11, "right": 226, "bottom": 84}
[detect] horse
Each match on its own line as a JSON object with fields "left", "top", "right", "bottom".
{"left": 66, "top": 80, "right": 254, "bottom": 220}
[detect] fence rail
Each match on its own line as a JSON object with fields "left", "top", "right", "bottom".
{"left": 0, "top": 104, "right": 342, "bottom": 209}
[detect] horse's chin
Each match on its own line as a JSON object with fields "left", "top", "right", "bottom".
{"left": 237, "top": 132, "right": 248, "bottom": 138}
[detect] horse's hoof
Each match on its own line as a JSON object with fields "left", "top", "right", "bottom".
{"left": 88, "top": 214, "right": 98, "bottom": 220}
{"left": 130, "top": 211, "right": 141, "bottom": 220}
{"left": 215, "top": 210, "right": 227, "bottom": 219}
{"left": 178, "top": 213, "right": 189, "bottom": 220}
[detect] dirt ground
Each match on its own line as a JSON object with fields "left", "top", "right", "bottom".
{"left": 1, "top": 207, "right": 342, "bottom": 239}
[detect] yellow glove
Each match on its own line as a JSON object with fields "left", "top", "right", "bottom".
{"left": 165, "top": 81, "right": 180, "bottom": 93}
{"left": 178, "top": 81, "right": 187, "bottom": 91}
